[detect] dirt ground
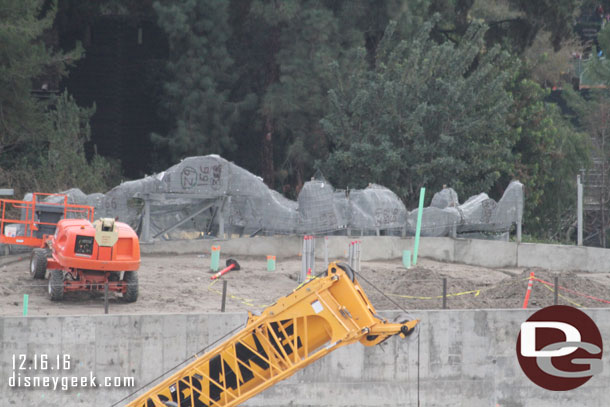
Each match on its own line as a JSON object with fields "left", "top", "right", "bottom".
{"left": 1, "top": 252, "right": 610, "bottom": 317}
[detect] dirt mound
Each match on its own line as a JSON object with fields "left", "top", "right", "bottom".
{"left": 359, "top": 265, "right": 610, "bottom": 310}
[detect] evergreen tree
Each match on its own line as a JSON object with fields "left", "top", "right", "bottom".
{"left": 253, "top": 0, "right": 363, "bottom": 191}
{"left": 506, "top": 79, "right": 588, "bottom": 239}
{"left": 562, "top": 87, "right": 610, "bottom": 245}
{"left": 321, "top": 18, "right": 516, "bottom": 204}
{"left": 152, "top": 0, "right": 237, "bottom": 163}
{"left": 469, "top": 0, "right": 580, "bottom": 53}
{"left": 38, "top": 92, "right": 120, "bottom": 193}
{"left": 0, "top": 0, "right": 118, "bottom": 197}
{"left": 0, "top": 0, "right": 80, "bottom": 155}
{"left": 224, "top": 0, "right": 363, "bottom": 191}
{"left": 587, "top": 23, "right": 610, "bottom": 84}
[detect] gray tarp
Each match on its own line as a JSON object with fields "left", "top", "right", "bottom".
{"left": 25, "top": 155, "right": 523, "bottom": 239}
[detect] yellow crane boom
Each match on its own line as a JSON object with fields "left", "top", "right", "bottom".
{"left": 126, "top": 262, "right": 419, "bottom": 407}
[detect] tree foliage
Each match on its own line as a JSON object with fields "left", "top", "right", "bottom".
{"left": 587, "top": 23, "right": 610, "bottom": 85}
{"left": 507, "top": 80, "right": 589, "bottom": 238}
{"left": 250, "top": 0, "right": 366, "bottom": 191}
{"left": 39, "top": 92, "right": 120, "bottom": 193}
{"left": 320, "top": 18, "right": 516, "bottom": 204}
{"left": 0, "top": 0, "right": 598, "bottom": 241}
{"left": 0, "top": 0, "right": 116, "bottom": 197}
{"left": 152, "top": 0, "right": 237, "bottom": 163}
{"left": 470, "top": 0, "right": 581, "bottom": 52}
{"left": 0, "top": 0, "right": 80, "bottom": 154}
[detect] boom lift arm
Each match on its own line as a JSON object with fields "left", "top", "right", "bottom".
{"left": 126, "top": 262, "right": 419, "bottom": 407}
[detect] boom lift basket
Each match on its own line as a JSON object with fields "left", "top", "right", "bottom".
{"left": 0, "top": 192, "right": 94, "bottom": 248}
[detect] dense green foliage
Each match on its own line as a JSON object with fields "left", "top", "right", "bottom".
{"left": 0, "top": 0, "right": 117, "bottom": 197}
{"left": 0, "top": 0, "right": 61, "bottom": 155}
{"left": 1, "top": 0, "right": 607, "bottom": 241}
{"left": 39, "top": 92, "right": 120, "bottom": 192}
{"left": 321, "top": 19, "right": 515, "bottom": 202}
{"left": 152, "top": 0, "right": 237, "bottom": 162}
{"left": 508, "top": 80, "right": 589, "bottom": 237}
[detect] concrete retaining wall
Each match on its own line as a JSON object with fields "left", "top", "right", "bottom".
{"left": 141, "top": 236, "right": 610, "bottom": 272}
{"left": 1, "top": 310, "right": 608, "bottom": 406}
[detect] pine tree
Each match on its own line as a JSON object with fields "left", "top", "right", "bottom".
{"left": 506, "top": 79, "right": 588, "bottom": 239}
{"left": 0, "top": 0, "right": 103, "bottom": 196}
{"left": 152, "top": 0, "right": 236, "bottom": 162}
{"left": 321, "top": 18, "right": 516, "bottom": 204}
{"left": 0, "top": 0, "right": 80, "bottom": 155}
{"left": 38, "top": 92, "right": 119, "bottom": 193}
{"left": 253, "top": 0, "right": 363, "bottom": 191}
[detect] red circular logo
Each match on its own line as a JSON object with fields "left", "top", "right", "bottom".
{"left": 516, "top": 305, "right": 603, "bottom": 391}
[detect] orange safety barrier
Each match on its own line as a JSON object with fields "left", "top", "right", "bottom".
{"left": 522, "top": 272, "right": 535, "bottom": 309}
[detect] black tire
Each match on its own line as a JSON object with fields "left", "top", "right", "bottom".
{"left": 30, "top": 249, "right": 47, "bottom": 280}
{"left": 48, "top": 269, "right": 64, "bottom": 301}
{"left": 122, "top": 271, "right": 138, "bottom": 303}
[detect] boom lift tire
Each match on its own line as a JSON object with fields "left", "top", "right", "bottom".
{"left": 30, "top": 248, "right": 47, "bottom": 280}
{"left": 122, "top": 271, "right": 138, "bottom": 303}
{"left": 48, "top": 269, "right": 64, "bottom": 301}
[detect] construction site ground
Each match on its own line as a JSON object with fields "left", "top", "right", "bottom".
{"left": 2, "top": 253, "right": 610, "bottom": 317}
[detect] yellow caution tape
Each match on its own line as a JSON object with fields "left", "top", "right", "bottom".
{"left": 386, "top": 290, "right": 481, "bottom": 300}
{"left": 208, "top": 274, "right": 535, "bottom": 307}
{"left": 537, "top": 280, "right": 583, "bottom": 308}
{"left": 384, "top": 277, "right": 531, "bottom": 301}
{"left": 207, "top": 279, "right": 270, "bottom": 309}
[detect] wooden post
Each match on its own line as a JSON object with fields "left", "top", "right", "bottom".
{"left": 141, "top": 193, "right": 151, "bottom": 243}
{"left": 442, "top": 278, "right": 447, "bottom": 309}
{"left": 577, "top": 175, "right": 583, "bottom": 246}
{"left": 221, "top": 280, "right": 228, "bottom": 312}
{"left": 104, "top": 282, "right": 109, "bottom": 314}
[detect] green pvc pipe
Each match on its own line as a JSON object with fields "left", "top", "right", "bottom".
{"left": 23, "top": 294, "right": 29, "bottom": 317}
{"left": 402, "top": 250, "right": 411, "bottom": 269}
{"left": 413, "top": 187, "right": 425, "bottom": 265}
{"left": 210, "top": 246, "right": 220, "bottom": 271}
{"left": 267, "top": 255, "right": 276, "bottom": 272}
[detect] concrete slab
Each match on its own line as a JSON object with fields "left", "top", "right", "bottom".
{"left": 2, "top": 310, "right": 609, "bottom": 406}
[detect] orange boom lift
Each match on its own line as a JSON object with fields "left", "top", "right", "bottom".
{"left": 123, "top": 262, "right": 419, "bottom": 407}
{"left": 0, "top": 192, "right": 140, "bottom": 302}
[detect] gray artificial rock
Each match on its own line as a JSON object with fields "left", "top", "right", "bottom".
{"left": 407, "top": 207, "right": 461, "bottom": 237}
{"left": 20, "top": 155, "right": 523, "bottom": 240}
{"left": 430, "top": 187, "right": 459, "bottom": 209}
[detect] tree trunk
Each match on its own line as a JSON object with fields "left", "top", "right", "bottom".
{"left": 295, "top": 162, "right": 304, "bottom": 195}
{"left": 262, "top": 117, "right": 275, "bottom": 188}
{"left": 260, "top": 24, "right": 280, "bottom": 189}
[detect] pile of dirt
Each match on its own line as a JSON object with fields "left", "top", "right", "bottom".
{"left": 359, "top": 264, "right": 610, "bottom": 310}
{"left": 471, "top": 268, "right": 610, "bottom": 309}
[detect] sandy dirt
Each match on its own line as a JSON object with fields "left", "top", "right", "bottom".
{"left": 1, "top": 253, "right": 610, "bottom": 317}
